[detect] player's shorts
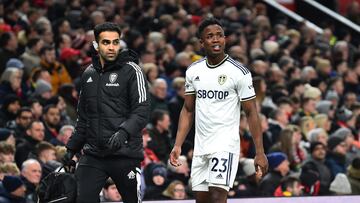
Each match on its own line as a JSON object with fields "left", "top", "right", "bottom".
{"left": 190, "top": 151, "right": 239, "bottom": 192}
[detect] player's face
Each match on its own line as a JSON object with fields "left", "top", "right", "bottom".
{"left": 200, "top": 24, "right": 226, "bottom": 58}
{"left": 98, "top": 31, "right": 121, "bottom": 62}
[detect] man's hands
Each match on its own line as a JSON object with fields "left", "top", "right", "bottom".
{"left": 62, "top": 150, "right": 75, "bottom": 167}
{"left": 169, "top": 145, "right": 182, "bottom": 167}
{"left": 107, "top": 131, "right": 128, "bottom": 149}
{"left": 254, "top": 152, "right": 268, "bottom": 177}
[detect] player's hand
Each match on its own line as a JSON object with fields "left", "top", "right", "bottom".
{"left": 254, "top": 152, "right": 268, "bottom": 177}
{"left": 170, "top": 145, "right": 182, "bottom": 167}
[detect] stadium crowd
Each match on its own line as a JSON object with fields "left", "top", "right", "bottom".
{"left": 0, "top": 0, "right": 360, "bottom": 202}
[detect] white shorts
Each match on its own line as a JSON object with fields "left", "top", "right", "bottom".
{"left": 190, "top": 151, "right": 239, "bottom": 192}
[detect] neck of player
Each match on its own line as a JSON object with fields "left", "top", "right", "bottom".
{"left": 207, "top": 52, "right": 226, "bottom": 66}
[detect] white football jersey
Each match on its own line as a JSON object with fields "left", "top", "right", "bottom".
{"left": 185, "top": 55, "right": 255, "bottom": 155}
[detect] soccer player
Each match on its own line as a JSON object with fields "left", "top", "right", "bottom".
{"left": 169, "top": 18, "right": 268, "bottom": 203}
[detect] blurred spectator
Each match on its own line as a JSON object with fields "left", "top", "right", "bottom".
{"left": 168, "top": 77, "right": 186, "bottom": 139}
{"left": 141, "top": 128, "right": 160, "bottom": 169}
{"left": 39, "top": 45, "right": 72, "bottom": 94}
{"left": 161, "top": 180, "right": 187, "bottom": 200}
{"left": 58, "top": 84, "right": 78, "bottom": 121}
{"left": 20, "top": 159, "right": 41, "bottom": 202}
{"left": 8, "top": 107, "right": 33, "bottom": 139}
{"left": 34, "top": 141, "right": 60, "bottom": 178}
{"left": 147, "top": 110, "right": 171, "bottom": 164}
{"left": 150, "top": 78, "right": 169, "bottom": 112}
{"left": 308, "top": 128, "right": 328, "bottom": 146}
{"left": 0, "top": 32, "right": 19, "bottom": 75}
{"left": 347, "top": 157, "right": 360, "bottom": 195}
{"left": 15, "top": 121, "right": 45, "bottom": 168}
{"left": 20, "top": 37, "right": 44, "bottom": 77}
{"left": 0, "top": 175, "right": 26, "bottom": 203}
{"left": 50, "top": 124, "right": 73, "bottom": 146}
{"left": 259, "top": 152, "right": 290, "bottom": 196}
{"left": 0, "top": 163, "right": 20, "bottom": 177}
{"left": 326, "top": 136, "right": 347, "bottom": 178}
{"left": 143, "top": 163, "right": 169, "bottom": 200}
{"left": 0, "top": 128, "right": 16, "bottom": 146}
{"left": 0, "top": 142, "right": 15, "bottom": 164}
{"left": 0, "top": 95, "right": 21, "bottom": 128}
{"left": 273, "top": 176, "right": 303, "bottom": 197}
{"left": 100, "top": 178, "right": 122, "bottom": 202}
{"left": 302, "top": 141, "right": 332, "bottom": 195}
{"left": 0, "top": 68, "right": 23, "bottom": 105}
{"left": 27, "top": 98, "right": 43, "bottom": 121}
{"left": 41, "top": 104, "right": 60, "bottom": 142}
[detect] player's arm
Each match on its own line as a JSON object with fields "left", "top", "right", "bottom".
{"left": 170, "top": 94, "right": 195, "bottom": 166}
{"left": 242, "top": 98, "right": 268, "bottom": 175}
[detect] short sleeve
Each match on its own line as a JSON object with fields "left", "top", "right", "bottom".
{"left": 237, "top": 73, "right": 256, "bottom": 101}
{"left": 184, "top": 70, "right": 195, "bottom": 95}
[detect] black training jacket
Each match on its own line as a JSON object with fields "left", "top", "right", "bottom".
{"left": 66, "top": 49, "right": 150, "bottom": 160}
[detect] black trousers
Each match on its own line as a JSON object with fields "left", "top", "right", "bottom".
{"left": 75, "top": 154, "right": 141, "bottom": 203}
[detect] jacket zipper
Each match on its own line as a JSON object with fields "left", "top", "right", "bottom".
{"left": 97, "top": 71, "right": 103, "bottom": 152}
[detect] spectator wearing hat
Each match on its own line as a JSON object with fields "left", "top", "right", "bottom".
{"left": 347, "top": 157, "right": 360, "bottom": 194}
{"left": 331, "top": 106, "right": 353, "bottom": 133}
{"left": 143, "top": 163, "right": 169, "bottom": 200}
{"left": 301, "top": 142, "right": 332, "bottom": 195}
{"left": 6, "top": 58, "right": 24, "bottom": 70}
{"left": 259, "top": 152, "right": 290, "bottom": 196}
{"left": 326, "top": 136, "right": 347, "bottom": 178}
{"left": 0, "top": 95, "right": 21, "bottom": 128}
{"left": 32, "top": 79, "right": 52, "bottom": 106}
{"left": 329, "top": 173, "right": 352, "bottom": 195}
{"left": 39, "top": 45, "right": 72, "bottom": 94}
{"left": 0, "top": 128, "right": 16, "bottom": 146}
{"left": 0, "top": 175, "right": 26, "bottom": 203}
{"left": 59, "top": 47, "right": 82, "bottom": 80}
{"left": 331, "top": 128, "right": 357, "bottom": 166}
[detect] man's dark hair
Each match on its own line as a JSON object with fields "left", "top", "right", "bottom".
{"left": 196, "top": 18, "right": 223, "bottom": 39}
{"left": 150, "top": 109, "right": 168, "bottom": 126}
{"left": 27, "top": 37, "right": 41, "bottom": 49}
{"left": 280, "top": 176, "right": 300, "bottom": 191}
{"left": 94, "top": 22, "right": 122, "bottom": 42}
{"left": 103, "top": 178, "right": 115, "bottom": 189}
{"left": 0, "top": 32, "right": 12, "bottom": 47}
{"left": 40, "top": 45, "right": 55, "bottom": 55}
{"left": 43, "top": 104, "right": 58, "bottom": 114}
{"left": 35, "top": 141, "right": 55, "bottom": 156}
{"left": 16, "top": 107, "right": 32, "bottom": 118}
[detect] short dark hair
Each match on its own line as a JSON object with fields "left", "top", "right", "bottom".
{"left": 103, "top": 178, "right": 115, "bottom": 189}
{"left": 35, "top": 141, "right": 55, "bottom": 156}
{"left": 16, "top": 107, "right": 32, "bottom": 118}
{"left": 150, "top": 109, "right": 169, "bottom": 126}
{"left": 40, "top": 45, "right": 55, "bottom": 55}
{"left": 27, "top": 37, "right": 41, "bottom": 49}
{"left": 196, "top": 18, "right": 223, "bottom": 39}
{"left": 94, "top": 22, "right": 122, "bottom": 42}
{"left": 43, "top": 104, "right": 58, "bottom": 114}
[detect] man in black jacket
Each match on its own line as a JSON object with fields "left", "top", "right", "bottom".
{"left": 63, "top": 22, "right": 150, "bottom": 203}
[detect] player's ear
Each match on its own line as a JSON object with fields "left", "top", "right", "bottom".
{"left": 92, "top": 41, "right": 99, "bottom": 50}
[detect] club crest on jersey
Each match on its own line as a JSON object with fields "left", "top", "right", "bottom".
{"left": 106, "top": 73, "right": 120, "bottom": 86}
{"left": 218, "top": 74, "right": 227, "bottom": 85}
{"left": 109, "top": 73, "right": 118, "bottom": 83}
